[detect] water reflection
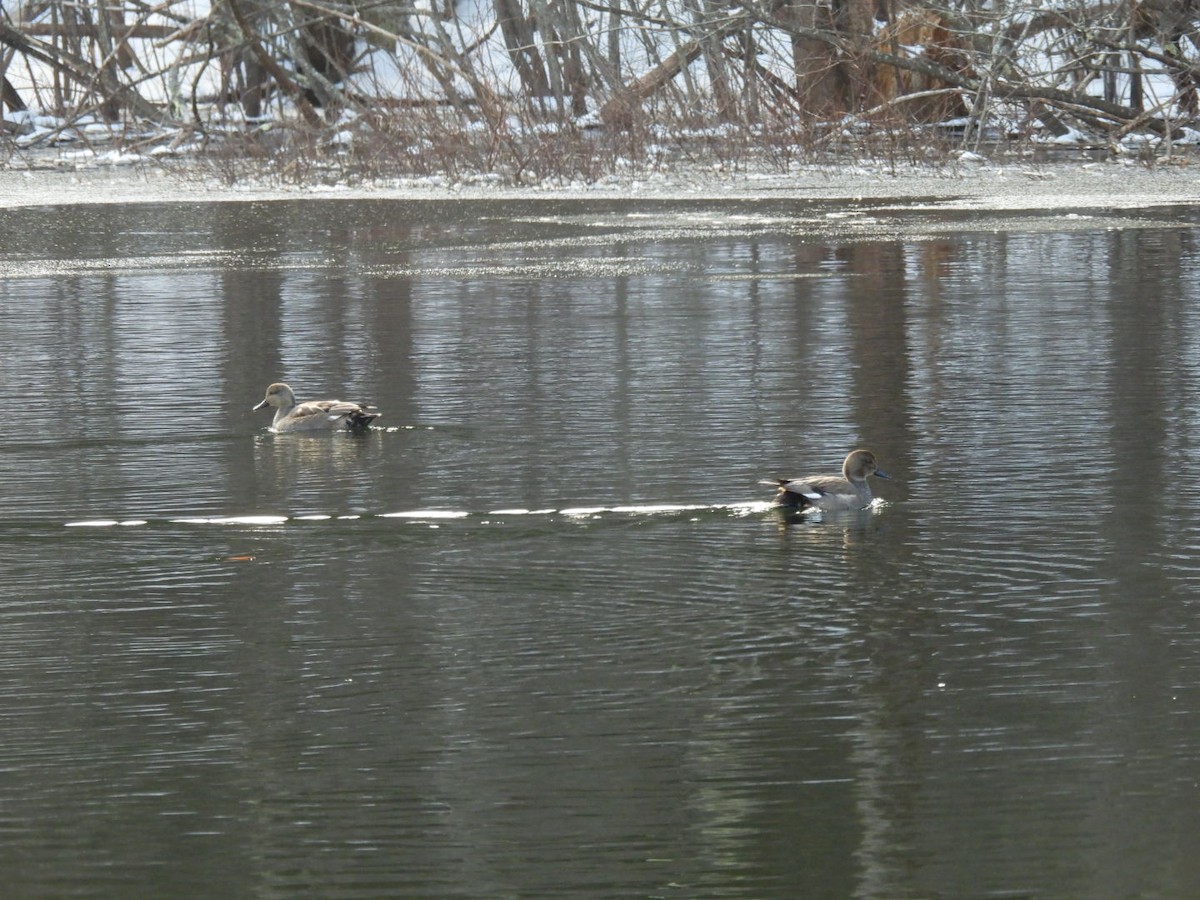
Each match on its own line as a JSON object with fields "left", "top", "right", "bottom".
{"left": 2, "top": 198, "right": 1200, "bottom": 898}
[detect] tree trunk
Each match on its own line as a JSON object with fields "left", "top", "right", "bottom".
{"left": 494, "top": 0, "right": 549, "bottom": 96}
{"left": 599, "top": 11, "right": 752, "bottom": 126}
{"left": 784, "top": 1, "right": 843, "bottom": 116}
{"left": 226, "top": 0, "right": 322, "bottom": 125}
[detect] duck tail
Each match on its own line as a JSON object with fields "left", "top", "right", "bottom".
{"left": 758, "top": 479, "right": 802, "bottom": 509}
{"left": 773, "top": 490, "right": 810, "bottom": 509}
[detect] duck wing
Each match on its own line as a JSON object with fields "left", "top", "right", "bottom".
{"left": 287, "top": 399, "right": 355, "bottom": 422}
{"left": 778, "top": 473, "right": 845, "bottom": 500}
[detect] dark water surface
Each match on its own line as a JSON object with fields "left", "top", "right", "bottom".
{"left": 2, "top": 196, "right": 1200, "bottom": 898}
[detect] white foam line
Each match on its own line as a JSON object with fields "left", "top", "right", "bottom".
{"left": 170, "top": 515, "right": 290, "bottom": 526}
{"left": 718, "top": 501, "right": 776, "bottom": 514}
{"left": 378, "top": 510, "right": 470, "bottom": 519}
{"left": 61, "top": 518, "right": 145, "bottom": 528}
{"left": 65, "top": 502, "right": 777, "bottom": 530}
{"left": 561, "top": 502, "right": 766, "bottom": 517}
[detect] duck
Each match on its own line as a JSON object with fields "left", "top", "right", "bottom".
{"left": 252, "top": 382, "right": 380, "bottom": 433}
{"left": 763, "top": 449, "right": 889, "bottom": 511}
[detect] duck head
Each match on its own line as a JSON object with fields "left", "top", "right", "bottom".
{"left": 844, "top": 449, "right": 889, "bottom": 483}
{"left": 253, "top": 382, "right": 296, "bottom": 412}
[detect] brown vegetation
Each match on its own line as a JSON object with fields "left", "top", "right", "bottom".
{"left": 868, "top": 11, "right": 972, "bottom": 124}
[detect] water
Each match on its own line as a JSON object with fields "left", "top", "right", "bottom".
{"left": 2, "top": 195, "right": 1200, "bottom": 898}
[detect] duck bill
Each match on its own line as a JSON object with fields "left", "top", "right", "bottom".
{"left": 874, "top": 469, "right": 891, "bottom": 480}
{"left": 252, "top": 400, "right": 269, "bottom": 412}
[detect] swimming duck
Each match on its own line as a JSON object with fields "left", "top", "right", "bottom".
{"left": 764, "top": 449, "right": 889, "bottom": 511}
{"left": 252, "top": 382, "right": 380, "bottom": 433}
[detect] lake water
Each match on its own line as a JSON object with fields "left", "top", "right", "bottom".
{"left": 2, "top": 193, "right": 1200, "bottom": 898}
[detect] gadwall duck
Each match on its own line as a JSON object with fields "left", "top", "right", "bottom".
{"left": 253, "top": 382, "right": 380, "bottom": 433}
{"left": 764, "top": 449, "right": 889, "bottom": 511}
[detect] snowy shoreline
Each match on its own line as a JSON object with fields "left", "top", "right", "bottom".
{"left": 2, "top": 158, "right": 1200, "bottom": 211}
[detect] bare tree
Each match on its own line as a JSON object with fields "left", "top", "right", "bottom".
{"left": 3, "top": 0, "right": 1200, "bottom": 169}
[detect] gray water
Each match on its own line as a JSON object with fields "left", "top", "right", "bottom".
{"left": 2, "top": 195, "right": 1200, "bottom": 899}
